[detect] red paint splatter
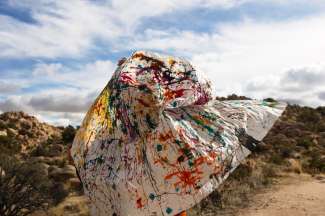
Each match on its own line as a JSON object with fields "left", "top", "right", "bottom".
{"left": 136, "top": 198, "right": 145, "bottom": 209}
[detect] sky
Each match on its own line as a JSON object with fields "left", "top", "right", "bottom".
{"left": 0, "top": 0, "right": 325, "bottom": 126}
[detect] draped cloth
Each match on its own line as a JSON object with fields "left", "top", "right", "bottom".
{"left": 71, "top": 51, "right": 286, "bottom": 216}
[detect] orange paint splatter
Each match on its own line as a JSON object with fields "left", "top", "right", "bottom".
{"left": 164, "top": 89, "right": 186, "bottom": 100}
{"left": 164, "top": 169, "right": 202, "bottom": 191}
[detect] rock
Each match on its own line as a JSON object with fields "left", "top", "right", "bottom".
{"left": 63, "top": 203, "right": 80, "bottom": 213}
{"left": 292, "top": 152, "right": 301, "bottom": 159}
{"left": 68, "top": 178, "right": 83, "bottom": 191}
{"left": 0, "top": 130, "right": 7, "bottom": 136}
{"left": 49, "top": 165, "right": 76, "bottom": 181}
{"left": 286, "top": 158, "right": 302, "bottom": 174}
{"left": 7, "top": 128, "right": 18, "bottom": 136}
{"left": 30, "top": 156, "right": 46, "bottom": 163}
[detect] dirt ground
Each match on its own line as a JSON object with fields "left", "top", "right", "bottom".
{"left": 237, "top": 174, "right": 325, "bottom": 216}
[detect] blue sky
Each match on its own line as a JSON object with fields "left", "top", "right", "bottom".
{"left": 0, "top": 0, "right": 325, "bottom": 125}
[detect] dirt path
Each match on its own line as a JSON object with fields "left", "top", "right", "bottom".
{"left": 238, "top": 174, "right": 325, "bottom": 216}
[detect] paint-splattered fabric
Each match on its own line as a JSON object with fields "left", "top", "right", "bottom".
{"left": 71, "top": 51, "right": 286, "bottom": 216}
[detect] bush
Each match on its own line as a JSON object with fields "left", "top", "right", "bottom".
{"left": 62, "top": 125, "right": 76, "bottom": 144}
{"left": 316, "top": 122, "right": 325, "bottom": 132}
{"left": 297, "top": 108, "right": 321, "bottom": 124}
{"left": 0, "top": 154, "right": 51, "bottom": 216}
{"left": 308, "top": 152, "right": 325, "bottom": 173}
{"left": 50, "top": 182, "right": 69, "bottom": 204}
{"left": 269, "top": 154, "right": 283, "bottom": 165}
{"left": 0, "top": 135, "right": 21, "bottom": 155}
{"left": 297, "top": 137, "right": 313, "bottom": 149}
{"left": 263, "top": 98, "right": 277, "bottom": 102}
{"left": 316, "top": 106, "right": 325, "bottom": 116}
{"left": 0, "top": 121, "right": 6, "bottom": 130}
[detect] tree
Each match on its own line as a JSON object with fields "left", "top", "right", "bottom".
{"left": 0, "top": 154, "right": 50, "bottom": 216}
{"left": 62, "top": 125, "right": 76, "bottom": 144}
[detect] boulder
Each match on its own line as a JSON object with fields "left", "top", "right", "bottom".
{"left": 0, "top": 130, "right": 7, "bottom": 136}
{"left": 68, "top": 178, "right": 83, "bottom": 191}
{"left": 285, "top": 158, "right": 302, "bottom": 174}
{"left": 49, "top": 165, "right": 76, "bottom": 181}
{"left": 7, "top": 128, "right": 18, "bottom": 136}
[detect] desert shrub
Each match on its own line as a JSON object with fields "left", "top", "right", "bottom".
{"left": 297, "top": 137, "right": 313, "bottom": 149}
{"left": 0, "top": 135, "right": 21, "bottom": 155}
{"left": 0, "top": 154, "right": 51, "bottom": 216}
{"left": 280, "top": 147, "right": 293, "bottom": 158}
{"left": 20, "top": 122, "right": 31, "bottom": 130}
{"left": 50, "top": 182, "right": 69, "bottom": 204}
{"left": 297, "top": 108, "right": 321, "bottom": 127}
{"left": 308, "top": 152, "right": 325, "bottom": 173}
{"left": 30, "top": 144, "right": 49, "bottom": 157}
{"left": 316, "top": 106, "right": 325, "bottom": 116}
{"left": 18, "top": 128, "right": 33, "bottom": 137}
{"left": 62, "top": 125, "right": 76, "bottom": 144}
{"left": 268, "top": 154, "right": 283, "bottom": 165}
{"left": 263, "top": 98, "right": 277, "bottom": 102}
{"left": 319, "top": 138, "right": 325, "bottom": 147}
{"left": 231, "top": 163, "right": 253, "bottom": 181}
{"left": 6, "top": 122, "right": 17, "bottom": 130}
{"left": 0, "top": 121, "right": 6, "bottom": 130}
{"left": 316, "top": 122, "right": 325, "bottom": 132}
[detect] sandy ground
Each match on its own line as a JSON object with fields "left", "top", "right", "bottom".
{"left": 237, "top": 174, "right": 325, "bottom": 216}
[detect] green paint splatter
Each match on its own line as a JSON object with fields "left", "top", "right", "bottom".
{"left": 156, "top": 144, "right": 163, "bottom": 152}
{"left": 166, "top": 207, "right": 173, "bottom": 214}
{"left": 149, "top": 193, "right": 155, "bottom": 200}
{"left": 188, "top": 160, "right": 194, "bottom": 167}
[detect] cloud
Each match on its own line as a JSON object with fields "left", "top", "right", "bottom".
{"left": 2, "top": 0, "right": 325, "bottom": 60}
{"left": 0, "top": 59, "right": 115, "bottom": 125}
{"left": 0, "top": 0, "right": 288, "bottom": 59}
{"left": 242, "top": 65, "right": 325, "bottom": 107}
{"left": 318, "top": 91, "right": 325, "bottom": 101}
{"left": 28, "top": 92, "right": 94, "bottom": 113}
{"left": 32, "top": 63, "right": 63, "bottom": 76}
{"left": 281, "top": 67, "right": 325, "bottom": 86}
{"left": 0, "top": 81, "right": 22, "bottom": 93}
